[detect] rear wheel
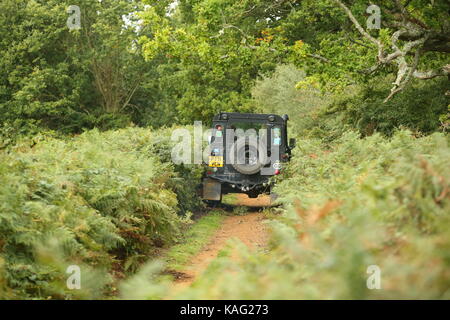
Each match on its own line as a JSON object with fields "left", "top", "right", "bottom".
{"left": 204, "top": 198, "right": 221, "bottom": 208}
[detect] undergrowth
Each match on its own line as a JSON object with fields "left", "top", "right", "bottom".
{"left": 136, "top": 130, "right": 450, "bottom": 300}
{"left": 0, "top": 127, "right": 203, "bottom": 299}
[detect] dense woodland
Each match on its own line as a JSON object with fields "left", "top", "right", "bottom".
{"left": 0, "top": 0, "right": 449, "bottom": 299}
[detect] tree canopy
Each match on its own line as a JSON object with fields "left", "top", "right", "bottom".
{"left": 0, "top": 0, "right": 448, "bottom": 137}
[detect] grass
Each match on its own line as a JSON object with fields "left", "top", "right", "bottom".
{"left": 164, "top": 210, "right": 226, "bottom": 271}
{"left": 232, "top": 206, "right": 249, "bottom": 215}
{"left": 222, "top": 194, "right": 238, "bottom": 205}
{"left": 169, "top": 130, "right": 450, "bottom": 299}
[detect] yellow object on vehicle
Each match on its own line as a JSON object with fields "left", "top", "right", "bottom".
{"left": 209, "top": 156, "right": 224, "bottom": 167}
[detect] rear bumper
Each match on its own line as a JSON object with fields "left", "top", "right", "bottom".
{"left": 205, "top": 174, "right": 272, "bottom": 195}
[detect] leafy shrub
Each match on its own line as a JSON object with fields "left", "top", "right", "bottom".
{"left": 141, "top": 126, "right": 205, "bottom": 216}
{"left": 0, "top": 127, "right": 202, "bottom": 298}
{"left": 162, "top": 130, "right": 450, "bottom": 299}
{"left": 327, "top": 76, "right": 449, "bottom": 136}
{"left": 252, "top": 64, "right": 332, "bottom": 137}
{"left": 232, "top": 206, "right": 249, "bottom": 216}
{"left": 252, "top": 65, "right": 448, "bottom": 141}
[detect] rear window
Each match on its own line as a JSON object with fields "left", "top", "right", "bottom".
{"left": 227, "top": 122, "right": 267, "bottom": 138}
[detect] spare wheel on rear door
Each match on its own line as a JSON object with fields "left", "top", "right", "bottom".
{"left": 230, "top": 138, "right": 267, "bottom": 175}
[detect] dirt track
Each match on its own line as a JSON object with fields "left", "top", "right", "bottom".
{"left": 171, "top": 194, "right": 270, "bottom": 291}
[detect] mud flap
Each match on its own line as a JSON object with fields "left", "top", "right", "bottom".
{"left": 202, "top": 178, "right": 222, "bottom": 201}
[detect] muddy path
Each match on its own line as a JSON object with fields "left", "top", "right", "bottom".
{"left": 169, "top": 194, "right": 271, "bottom": 293}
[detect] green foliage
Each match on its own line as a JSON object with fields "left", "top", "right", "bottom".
{"left": 136, "top": 130, "right": 449, "bottom": 299}
{"left": 251, "top": 64, "right": 333, "bottom": 137}
{"left": 252, "top": 64, "right": 448, "bottom": 139}
{"left": 327, "top": 76, "right": 449, "bottom": 136}
{"left": 142, "top": 126, "right": 206, "bottom": 216}
{"left": 0, "top": 0, "right": 448, "bottom": 300}
{"left": 1, "top": 0, "right": 447, "bottom": 134}
{"left": 0, "top": 0, "right": 157, "bottom": 134}
{"left": 232, "top": 206, "right": 249, "bottom": 216}
{"left": 164, "top": 211, "right": 225, "bottom": 271}
{"left": 119, "top": 261, "right": 170, "bottom": 300}
{"left": 139, "top": 0, "right": 291, "bottom": 123}
{"left": 0, "top": 127, "right": 202, "bottom": 298}
{"left": 284, "top": 0, "right": 449, "bottom": 97}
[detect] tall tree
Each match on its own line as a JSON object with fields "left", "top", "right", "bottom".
{"left": 139, "top": 0, "right": 298, "bottom": 123}
{"left": 0, "top": 0, "right": 153, "bottom": 134}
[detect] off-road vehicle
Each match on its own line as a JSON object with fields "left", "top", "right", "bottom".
{"left": 201, "top": 112, "right": 295, "bottom": 203}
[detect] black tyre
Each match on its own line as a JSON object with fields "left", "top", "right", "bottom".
{"left": 205, "top": 199, "right": 221, "bottom": 208}
{"left": 230, "top": 138, "right": 267, "bottom": 175}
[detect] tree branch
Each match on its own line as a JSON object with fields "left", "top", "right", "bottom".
{"left": 413, "top": 64, "right": 450, "bottom": 80}
{"left": 334, "top": 0, "right": 449, "bottom": 102}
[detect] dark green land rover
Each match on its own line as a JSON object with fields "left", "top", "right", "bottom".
{"left": 200, "top": 112, "right": 296, "bottom": 203}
